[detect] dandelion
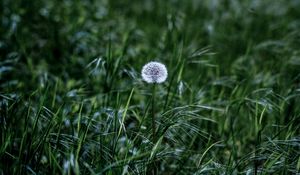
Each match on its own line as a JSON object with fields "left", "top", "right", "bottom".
{"left": 141, "top": 61, "right": 168, "bottom": 83}
{"left": 141, "top": 61, "right": 167, "bottom": 145}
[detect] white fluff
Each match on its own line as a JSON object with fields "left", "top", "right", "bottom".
{"left": 141, "top": 61, "right": 168, "bottom": 83}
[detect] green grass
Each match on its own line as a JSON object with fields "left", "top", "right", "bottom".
{"left": 1, "top": 0, "right": 300, "bottom": 174}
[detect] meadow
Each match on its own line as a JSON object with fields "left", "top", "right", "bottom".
{"left": 1, "top": 0, "right": 300, "bottom": 174}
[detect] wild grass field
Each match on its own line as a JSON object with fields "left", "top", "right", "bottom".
{"left": 1, "top": 0, "right": 300, "bottom": 174}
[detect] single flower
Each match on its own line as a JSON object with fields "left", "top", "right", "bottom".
{"left": 141, "top": 61, "right": 168, "bottom": 83}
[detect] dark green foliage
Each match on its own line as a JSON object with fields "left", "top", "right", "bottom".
{"left": 1, "top": 0, "right": 300, "bottom": 174}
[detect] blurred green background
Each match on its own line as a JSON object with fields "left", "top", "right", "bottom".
{"left": 1, "top": 0, "right": 300, "bottom": 174}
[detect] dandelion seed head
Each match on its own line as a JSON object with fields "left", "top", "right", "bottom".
{"left": 141, "top": 61, "right": 168, "bottom": 83}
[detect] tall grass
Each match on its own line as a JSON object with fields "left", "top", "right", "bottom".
{"left": 1, "top": 0, "right": 300, "bottom": 174}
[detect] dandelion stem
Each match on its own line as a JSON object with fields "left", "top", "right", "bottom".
{"left": 152, "top": 84, "right": 156, "bottom": 143}
{"left": 151, "top": 83, "right": 158, "bottom": 175}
